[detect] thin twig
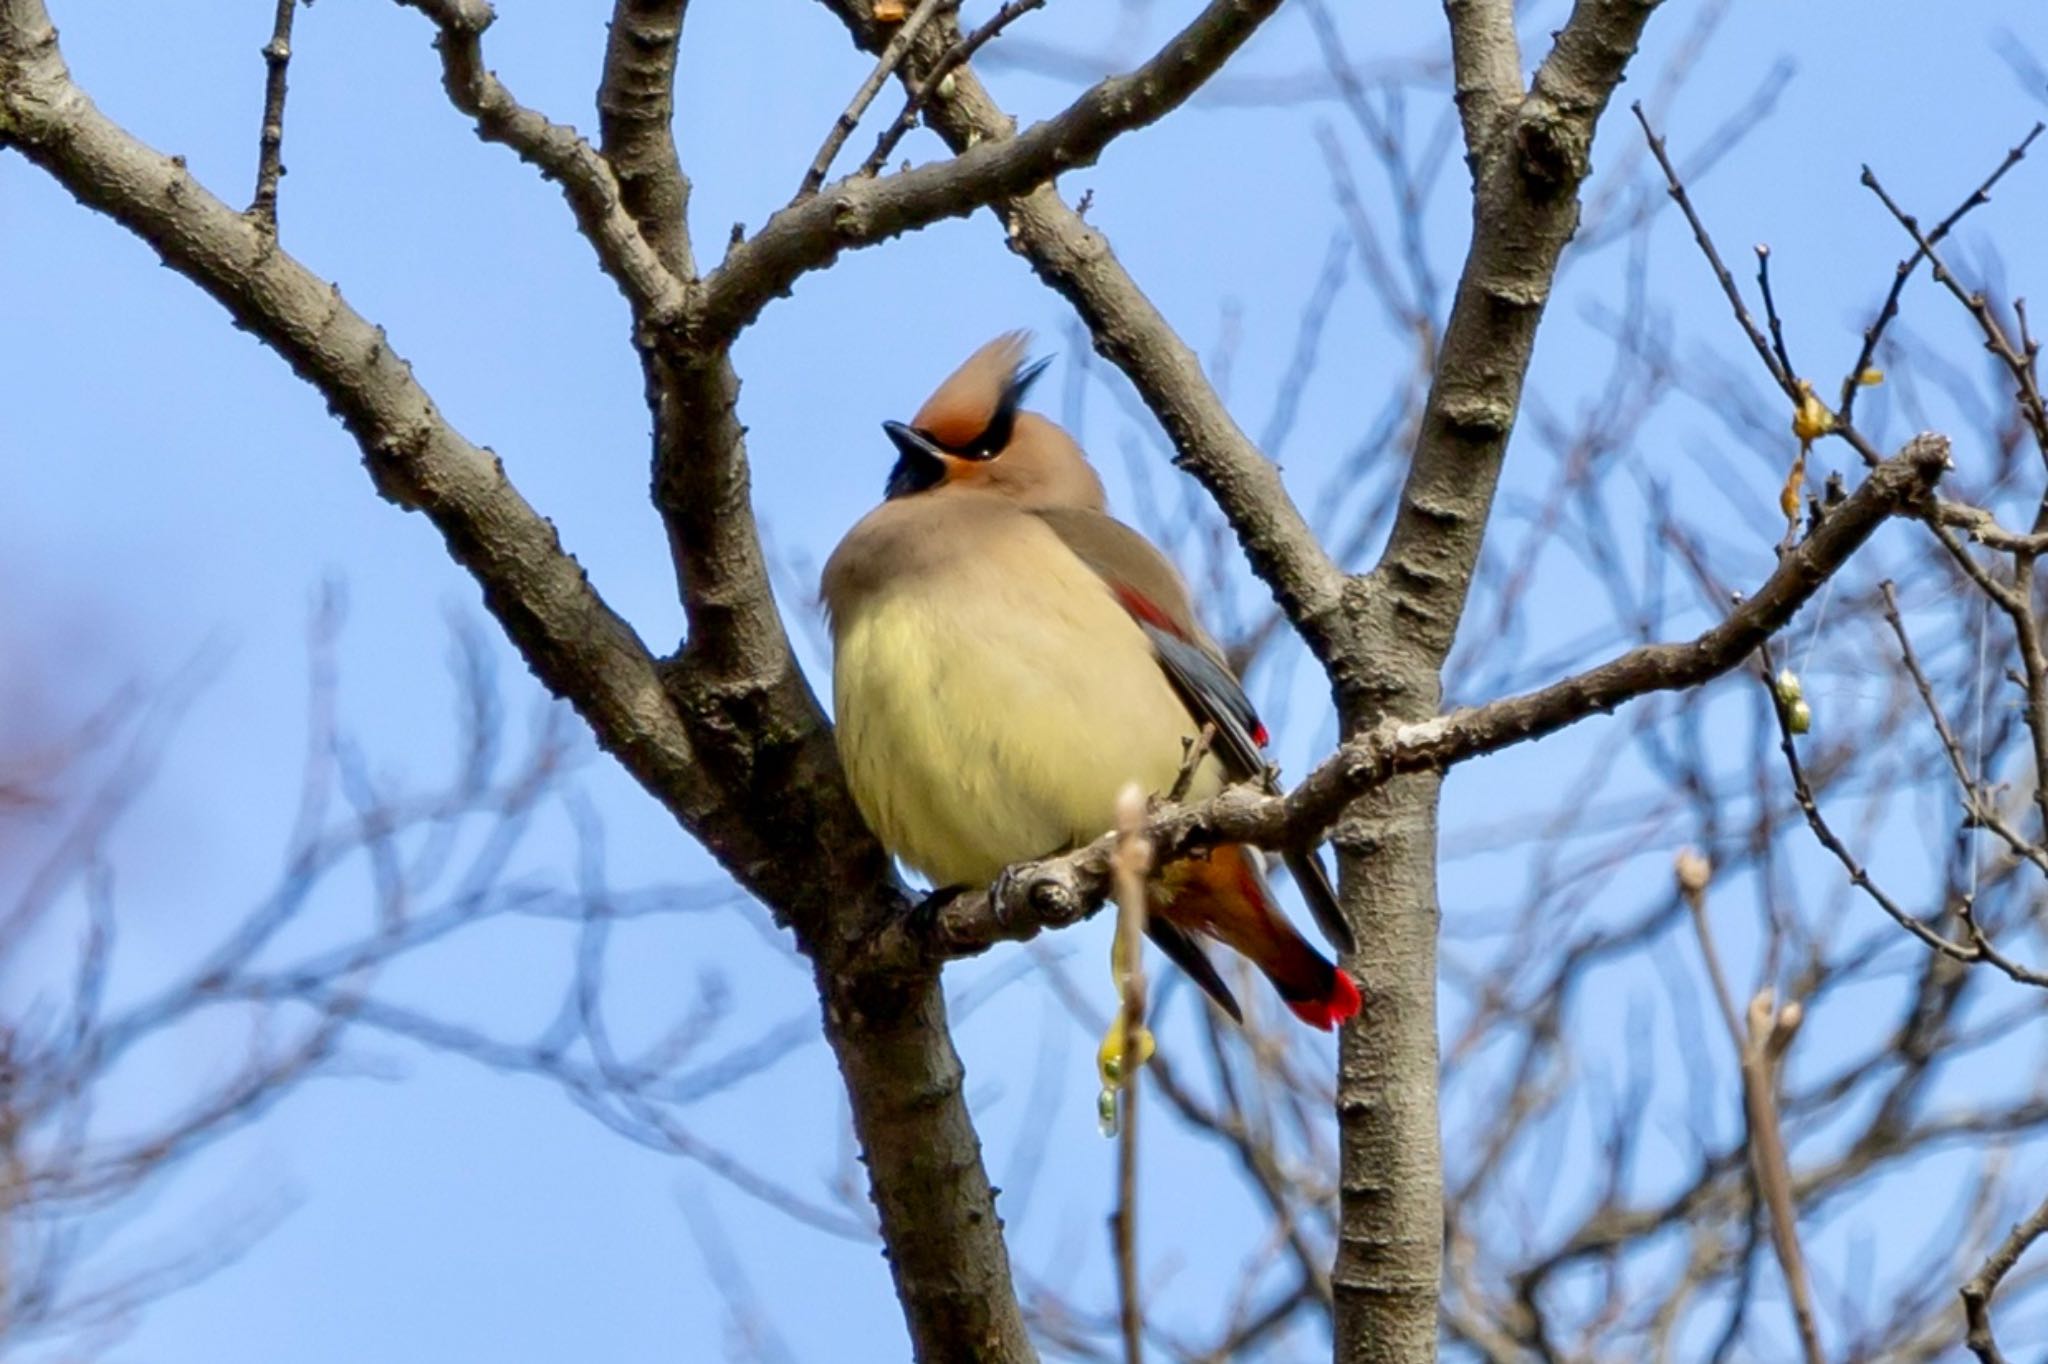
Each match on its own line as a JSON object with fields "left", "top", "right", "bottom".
{"left": 857, "top": 0, "right": 1049, "bottom": 179}
{"left": 797, "top": 0, "right": 955, "bottom": 198}
{"left": 1109, "top": 784, "right": 1151, "bottom": 1364}
{"left": 247, "top": 0, "right": 299, "bottom": 230}
{"left": 1962, "top": 1186, "right": 2048, "bottom": 1364}
{"left": 1841, "top": 122, "right": 2043, "bottom": 426}
{"left": 1877, "top": 580, "right": 2048, "bottom": 878}
{"left": 1755, "top": 244, "right": 1796, "bottom": 382}
{"left": 1678, "top": 853, "right": 1825, "bottom": 1364}
{"left": 1633, "top": 103, "right": 1795, "bottom": 399}
{"left": 1863, "top": 147, "right": 2048, "bottom": 463}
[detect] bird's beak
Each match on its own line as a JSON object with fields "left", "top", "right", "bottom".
{"left": 883, "top": 420, "right": 948, "bottom": 499}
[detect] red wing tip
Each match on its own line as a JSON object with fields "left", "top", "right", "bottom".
{"left": 1284, "top": 970, "right": 1363, "bottom": 1031}
{"left": 1252, "top": 723, "right": 1270, "bottom": 746}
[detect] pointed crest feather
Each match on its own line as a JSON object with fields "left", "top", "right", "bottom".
{"left": 914, "top": 331, "right": 1032, "bottom": 449}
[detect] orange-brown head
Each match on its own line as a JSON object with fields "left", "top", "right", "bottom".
{"left": 881, "top": 332, "right": 1106, "bottom": 511}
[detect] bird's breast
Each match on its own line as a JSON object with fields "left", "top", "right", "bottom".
{"left": 830, "top": 522, "right": 1219, "bottom": 889}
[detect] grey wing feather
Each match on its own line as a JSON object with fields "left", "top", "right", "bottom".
{"left": 1145, "top": 917, "right": 1243, "bottom": 1024}
{"left": 1138, "top": 620, "right": 1356, "bottom": 957}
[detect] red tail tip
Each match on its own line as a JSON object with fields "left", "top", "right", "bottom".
{"left": 1285, "top": 969, "right": 1363, "bottom": 1031}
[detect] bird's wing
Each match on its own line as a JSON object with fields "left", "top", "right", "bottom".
{"left": 1034, "top": 508, "right": 1354, "bottom": 956}
{"left": 1146, "top": 917, "right": 1243, "bottom": 1023}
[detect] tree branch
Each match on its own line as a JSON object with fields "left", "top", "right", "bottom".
{"left": 0, "top": 21, "right": 1040, "bottom": 1361}
{"left": 1963, "top": 1186, "right": 2048, "bottom": 1364}
{"left": 248, "top": 0, "right": 299, "bottom": 231}
{"left": 797, "top": 0, "right": 954, "bottom": 198}
{"left": 1442, "top": 0, "right": 1522, "bottom": 159}
{"left": 393, "top": 0, "right": 687, "bottom": 317}
{"left": 0, "top": 0, "right": 713, "bottom": 839}
{"left": 704, "top": 0, "right": 1287, "bottom": 343}
{"left": 865, "top": 434, "right": 1949, "bottom": 974}
{"left": 597, "top": 0, "right": 695, "bottom": 278}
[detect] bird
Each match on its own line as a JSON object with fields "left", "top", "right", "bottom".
{"left": 821, "top": 333, "right": 1360, "bottom": 1030}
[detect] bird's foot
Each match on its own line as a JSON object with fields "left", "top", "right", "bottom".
{"left": 988, "top": 864, "right": 1033, "bottom": 929}
{"left": 909, "top": 883, "right": 970, "bottom": 940}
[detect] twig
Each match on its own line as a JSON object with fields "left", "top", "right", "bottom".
{"left": 1754, "top": 245, "right": 1796, "bottom": 383}
{"left": 247, "top": 0, "right": 299, "bottom": 230}
{"left": 1877, "top": 581, "right": 2048, "bottom": 878}
{"left": 1678, "top": 852, "right": 1826, "bottom": 1364}
{"left": 1167, "top": 723, "right": 1218, "bottom": 804}
{"left": 1962, "top": 1186, "right": 2048, "bottom": 1364}
{"left": 1109, "top": 784, "right": 1151, "bottom": 1364}
{"left": 1760, "top": 635, "right": 2048, "bottom": 989}
{"left": 857, "top": 0, "right": 1049, "bottom": 179}
{"left": 1633, "top": 103, "right": 1795, "bottom": 400}
{"left": 1841, "top": 123, "right": 2043, "bottom": 426}
{"left": 1862, "top": 146, "right": 2048, "bottom": 462}
{"left": 798, "top": 0, "right": 955, "bottom": 197}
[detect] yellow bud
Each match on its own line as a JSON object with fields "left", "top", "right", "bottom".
{"left": 1857, "top": 367, "right": 1884, "bottom": 387}
{"left": 1791, "top": 380, "right": 1835, "bottom": 445}
{"left": 1096, "top": 1022, "right": 1155, "bottom": 1090}
{"left": 1098, "top": 1088, "right": 1119, "bottom": 1138}
{"left": 874, "top": 0, "right": 908, "bottom": 20}
{"left": 1675, "top": 849, "right": 1713, "bottom": 897}
{"left": 1788, "top": 697, "right": 1813, "bottom": 734}
{"left": 1779, "top": 449, "right": 1807, "bottom": 521}
{"left": 1774, "top": 667, "right": 1803, "bottom": 705}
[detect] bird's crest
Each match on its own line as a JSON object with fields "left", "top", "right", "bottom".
{"left": 912, "top": 331, "right": 1047, "bottom": 454}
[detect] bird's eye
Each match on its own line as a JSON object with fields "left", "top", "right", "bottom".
{"left": 953, "top": 356, "right": 1051, "bottom": 461}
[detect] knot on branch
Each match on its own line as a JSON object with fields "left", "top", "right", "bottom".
{"left": 1515, "top": 101, "right": 1591, "bottom": 193}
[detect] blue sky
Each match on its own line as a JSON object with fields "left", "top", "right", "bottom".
{"left": 5, "top": 1, "right": 2048, "bottom": 1360}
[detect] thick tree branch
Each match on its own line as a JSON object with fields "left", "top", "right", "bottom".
{"left": 704, "top": 0, "right": 1285, "bottom": 343}
{"left": 394, "top": 0, "right": 687, "bottom": 318}
{"left": 865, "top": 434, "right": 1949, "bottom": 974}
{"left": 597, "top": 0, "right": 695, "bottom": 279}
{"left": 1328, "top": 6, "right": 1664, "bottom": 1354}
{"left": 814, "top": 0, "right": 1349, "bottom": 662}
{"left": 1442, "top": 0, "right": 1522, "bottom": 159}
{"left": 0, "top": 0, "right": 715, "bottom": 843}
{"left": 1365, "top": 0, "right": 1668, "bottom": 674}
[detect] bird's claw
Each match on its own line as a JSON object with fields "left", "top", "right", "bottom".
{"left": 909, "top": 884, "right": 970, "bottom": 939}
{"left": 989, "top": 864, "right": 1028, "bottom": 929}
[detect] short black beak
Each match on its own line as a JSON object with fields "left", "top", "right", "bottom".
{"left": 883, "top": 420, "right": 944, "bottom": 464}
{"left": 882, "top": 419, "right": 947, "bottom": 499}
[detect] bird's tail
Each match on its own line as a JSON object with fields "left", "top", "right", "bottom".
{"left": 1156, "top": 844, "right": 1362, "bottom": 1032}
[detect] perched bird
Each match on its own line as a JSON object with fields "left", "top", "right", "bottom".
{"left": 822, "top": 334, "right": 1360, "bottom": 1030}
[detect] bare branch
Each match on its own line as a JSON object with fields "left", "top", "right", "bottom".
{"left": 1841, "top": 122, "right": 2043, "bottom": 426}
{"left": 247, "top": 0, "right": 299, "bottom": 231}
{"left": 799, "top": 0, "right": 955, "bottom": 198}
{"left": 1441, "top": 0, "right": 1522, "bottom": 157}
{"left": 872, "top": 434, "right": 1948, "bottom": 972}
{"left": 1962, "top": 1187, "right": 2048, "bottom": 1364}
{"left": 857, "top": 0, "right": 1050, "bottom": 179}
{"left": 393, "top": 0, "right": 688, "bottom": 317}
{"left": 597, "top": 0, "right": 695, "bottom": 278}
{"left": 704, "top": 0, "right": 1290, "bottom": 345}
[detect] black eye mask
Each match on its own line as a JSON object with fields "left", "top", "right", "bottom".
{"left": 879, "top": 355, "right": 1052, "bottom": 499}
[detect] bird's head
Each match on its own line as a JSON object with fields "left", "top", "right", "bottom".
{"left": 881, "top": 332, "right": 1104, "bottom": 510}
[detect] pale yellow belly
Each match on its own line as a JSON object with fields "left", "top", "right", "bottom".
{"left": 832, "top": 566, "right": 1221, "bottom": 889}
